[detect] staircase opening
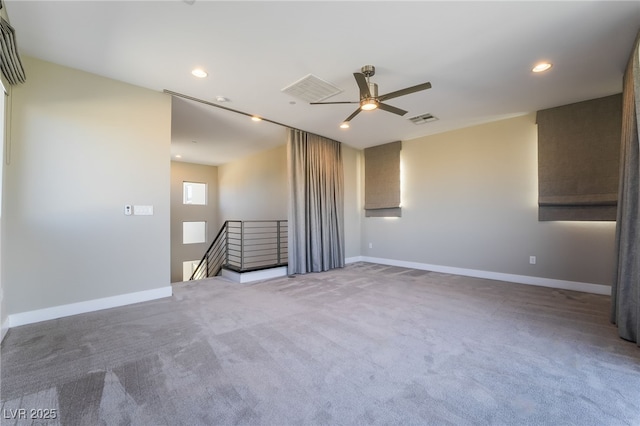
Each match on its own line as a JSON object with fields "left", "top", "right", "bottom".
{"left": 190, "top": 220, "right": 288, "bottom": 281}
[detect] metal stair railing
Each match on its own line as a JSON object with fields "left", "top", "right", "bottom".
{"left": 225, "top": 220, "right": 288, "bottom": 272}
{"left": 189, "top": 220, "right": 288, "bottom": 281}
{"left": 189, "top": 220, "right": 229, "bottom": 281}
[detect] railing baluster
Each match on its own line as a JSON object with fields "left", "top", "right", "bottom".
{"left": 240, "top": 221, "right": 245, "bottom": 271}
{"left": 224, "top": 225, "right": 229, "bottom": 268}
{"left": 276, "top": 220, "right": 281, "bottom": 265}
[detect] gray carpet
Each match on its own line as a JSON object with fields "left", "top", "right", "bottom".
{"left": 1, "top": 262, "right": 639, "bottom": 425}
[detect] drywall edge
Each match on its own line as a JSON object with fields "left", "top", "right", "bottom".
{"left": 1, "top": 316, "right": 8, "bottom": 343}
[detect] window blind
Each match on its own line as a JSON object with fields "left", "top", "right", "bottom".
{"left": 536, "top": 94, "right": 622, "bottom": 221}
{"left": 364, "top": 141, "right": 401, "bottom": 217}
{"left": 0, "top": 1, "right": 26, "bottom": 85}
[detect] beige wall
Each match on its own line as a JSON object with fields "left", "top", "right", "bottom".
{"left": 2, "top": 57, "right": 171, "bottom": 315}
{"left": 360, "top": 114, "right": 616, "bottom": 285}
{"left": 170, "top": 161, "right": 219, "bottom": 283}
{"left": 217, "top": 143, "right": 288, "bottom": 224}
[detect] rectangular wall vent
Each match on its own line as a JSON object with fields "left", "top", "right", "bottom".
{"left": 281, "top": 74, "right": 343, "bottom": 103}
{"left": 408, "top": 113, "right": 439, "bottom": 125}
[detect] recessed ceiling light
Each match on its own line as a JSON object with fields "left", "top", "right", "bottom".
{"left": 215, "top": 96, "right": 229, "bottom": 102}
{"left": 191, "top": 68, "right": 208, "bottom": 78}
{"left": 251, "top": 116, "right": 262, "bottom": 122}
{"left": 175, "top": 154, "right": 182, "bottom": 158}
{"left": 532, "top": 62, "right": 553, "bottom": 73}
{"left": 339, "top": 122, "right": 350, "bottom": 129}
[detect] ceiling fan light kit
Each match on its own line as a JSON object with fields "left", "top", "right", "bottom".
{"left": 360, "top": 98, "right": 378, "bottom": 111}
{"left": 311, "top": 65, "right": 432, "bottom": 126}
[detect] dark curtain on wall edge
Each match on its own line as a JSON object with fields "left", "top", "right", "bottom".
{"left": 288, "top": 129, "right": 345, "bottom": 275}
{"left": 611, "top": 31, "right": 640, "bottom": 346}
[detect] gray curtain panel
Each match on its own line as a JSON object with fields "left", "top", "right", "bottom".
{"left": 287, "top": 129, "right": 345, "bottom": 274}
{"left": 611, "top": 32, "right": 640, "bottom": 345}
{"left": 536, "top": 94, "right": 622, "bottom": 221}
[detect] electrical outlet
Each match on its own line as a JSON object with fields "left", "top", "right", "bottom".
{"left": 529, "top": 256, "right": 537, "bottom": 265}
{"left": 369, "top": 243, "right": 373, "bottom": 249}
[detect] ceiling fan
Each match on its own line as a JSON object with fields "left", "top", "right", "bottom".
{"left": 311, "top": 65, "right": 432, "bottom": 127}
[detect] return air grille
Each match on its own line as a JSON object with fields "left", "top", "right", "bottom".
{"left": 281, "top": 74, "right": 343, "bottom": 103}
{"left": 408, "top": 113, "right": 438, "bottom": 125}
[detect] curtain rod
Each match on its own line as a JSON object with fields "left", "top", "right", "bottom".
{"left": 163, "top": 89, "right": 337, "bottom": 142}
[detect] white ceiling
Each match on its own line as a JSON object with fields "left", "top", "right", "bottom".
{"left": 5, "top": 1, "right": 640, "bottom": 166}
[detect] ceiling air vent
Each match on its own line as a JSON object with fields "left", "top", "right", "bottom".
{"left": 282, "top": 74, "right": 343, "bottom": 103}
{"left": 408, "top": 113, "right": 439, "bottom": 125}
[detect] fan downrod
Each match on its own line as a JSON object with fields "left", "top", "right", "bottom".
{"left": 361, "top": 65, "right": 375, "bottom": 78}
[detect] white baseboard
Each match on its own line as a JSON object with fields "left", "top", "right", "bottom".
{"left": 7, "top": 286, "right": 173, "bottom": 328}
{"left": 358, "top": 256, "right": 611, "bottom": 295}
{"left": 345, "top": 256, "right": 364, "bottom": 264}
{"left": 221, "top": 266, "right": 288, "bottom": 284}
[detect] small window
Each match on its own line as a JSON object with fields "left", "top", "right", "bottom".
{"left": 183, "top": 221, "right": 206, "bottom": 244}
{"left": 183, "top": 182, "right": 207, "bottom": 205}
{"left": 182, "top": 260, "right": 201, "bottom": 281}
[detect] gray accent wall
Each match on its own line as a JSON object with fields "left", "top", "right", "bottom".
{"left": 360, "top": 114, "right": 616, "bottom": 285}
{"left": 342, "top": 144, "right": 362, "bottom": 259}
{"left": 217, "top": 144, "right": 288, "bottom": 224}
{"left": 170, "top": 161, "right": 219, "bottom": 283}
{"left": 2, "top": 56, "right": 171, "bottom": 315}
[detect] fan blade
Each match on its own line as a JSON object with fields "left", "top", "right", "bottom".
{"left": 353, "top": 73, "right": 371, "bottom": 98}
{"left": 378, "top": 82, "right": 432, "bottom": 102}
{"left": 344, "top": 108, "right": 362, "bottom": 123}
{"left": 377, "top": 102, "right": 408, "bottom": 116}
{"left": 310, "top": 101, "right": 359, "bottom": 105}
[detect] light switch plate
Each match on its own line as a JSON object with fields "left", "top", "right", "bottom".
{"left": 133, "top": 205, "right": 154, "bottom": 216}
